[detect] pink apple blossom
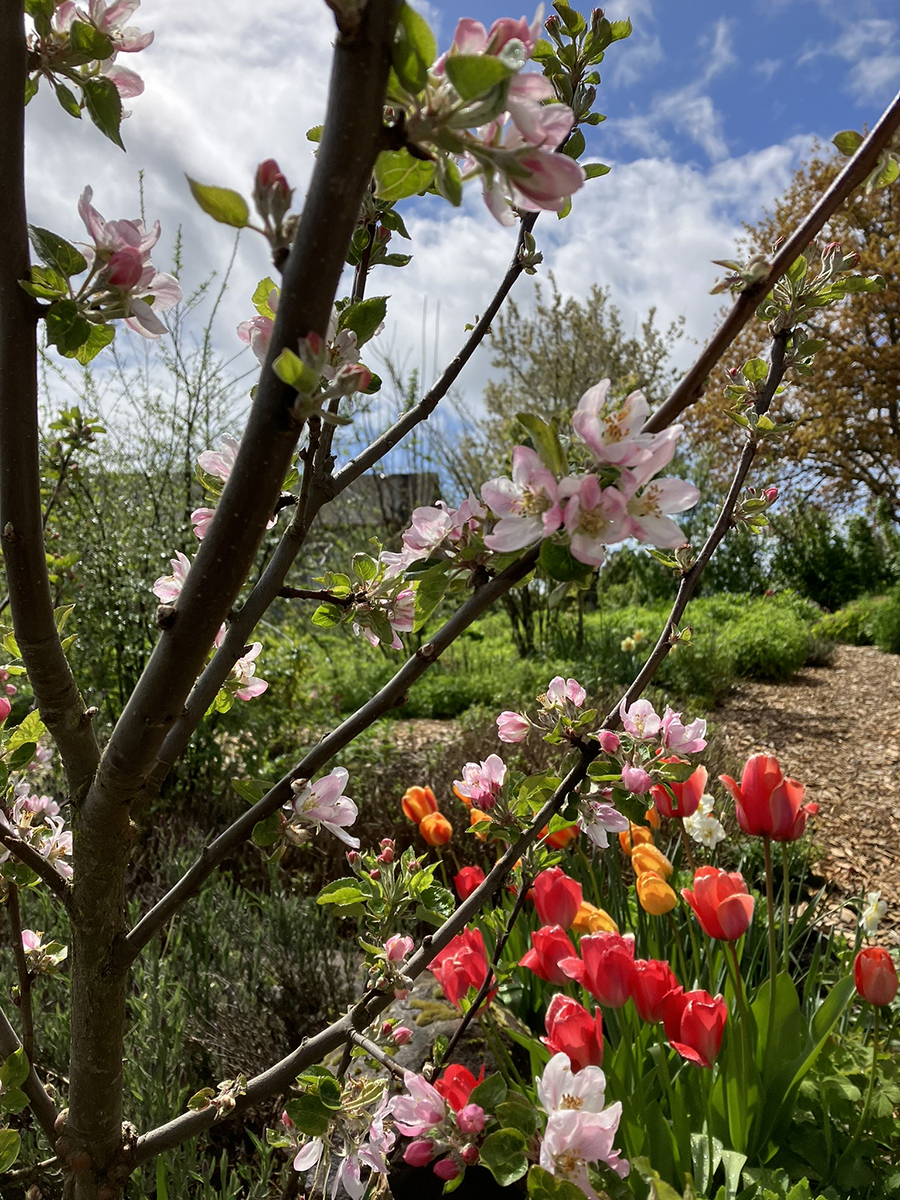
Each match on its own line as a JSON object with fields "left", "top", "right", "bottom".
{"left": 191, "top": 507, "right": 215, "bottom": 540}
{"left": 537, "top": 1055, "right": 629, "bottom": 1191}
{"left": 198, "top": 434, "right": 240, "bottom": 483}
{"left": 390, "top": 1071, "right": 447, "bottom": 1137}
{"left": 496, "top": 710, "right": 530, "bottom": 742}
{"left": 152, "top": 551, "right": 191, "bottom": 603}
{"left": 577, "top": 798, "right": 629, "bottom": 848}
{"left": 558, "top": 474, "right": 628, "bottom": 566}
{"left": 385, "top": 934, "right": 415, "bottom": 962}
{"left": 289, "top": 767, "right": 359, "bottom": 848}
{"left": 572, "top": 381, "right": 658, "bottom": 469}
{"left": 597, "top": 730, "right": 621, "bottom": 754}
{"left": 479, "top": 121, "right": 585, "bottom": 226}
{"left": 237, "top": 312, "right": 275, "bottom": 364}
{"left": 545, "top": 676, "right": 587, "bottom": 708}
{"left": 660, "top": 706, "right": 707, "bottom": 755}
{"left": 482, "top": 445, "right": 563, "bottom": 551}
{"left": 621, "top": 475, "right": 701, "bottom": 548}
{"left": 353, "top": 587, "right": 415, "bottom": 651}
{"left": 621, "top": 763, "right": 652, "bottom": 795}
{"left": 619, "top": 697, "right": 661, "bottom": 740}
{"left": 232, "top": 642, "right": 268, "bottom": 701}
{"left": 453, "top": 754, "right": 506, "bottom": 808}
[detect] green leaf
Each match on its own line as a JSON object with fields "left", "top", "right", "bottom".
{"left": 832, "top": 129, "right": 864, "bottom": 157}
{"left": 55, "top": 83, "right": 82, "bottom": 118}
{"left": 479, "top": 1128, "right": 528, "bottom": 1187}
{"left": 19, "top": 264, "right": 68, "bottom": 300}
{"left": 0, "top": 1049, "right": 29, "bottom": 1091}
{"left": 496, "top": 1095, "right": 539, "bottom": 1138}
{"left": 445, "top": 54, "right": 511, "bottom": 102}
{"left": 610, "top": 18, "right": 633, "bottom": 39}
{"left": 561, "top": 128, "right": 585, "bottom": 159}
{"left": 434, "top": 156, "right": 463, "bottom": 206}
{"left": 583, "top": 162, "right": 611, "bottom": 180}
{"left": 24, "top": 75, "right": 39, "bottom": 105}
{"left": 742, "top": 357, "right": 768, "bottom": 383}
{"left": 69, "top": 19, "right": 114, "bottom": 61}
{"left": 45, "top": 300, "right": 92, "bottom": 356}
{"left": 272, "top": 348, "right": 320, "bottom": 393}
{"left": 8, "top": 742, "right": 36, "bottom": 771}
{"left": 251, "top": 813, "right": 281, "bottom": 847}
{"left": 337, "top": 296, "right": 388, "bottom": 348}
{"left": 469, "top": 1072, "right": 507, "bottom": 1111}
{"left": 28, "top": 226, "right": 88, "bottom": 278}
{"left": 81, "top": 76, "right": 124, "bottom": 148}
{"left": 74, "top": 322, "right": 115, "bottom": 365}
{"left": 392, "top": 2, "right": 437, "bottom": 94}
{"left": 306, "top": 125, "right": 323, "bottom": 143}
{"left": 539, "top": 539, "right": 593, "bottom": 585}
{"left": 0, "top": 1129, "right": 21, "bottom": 1174}
{"left": 284, "top": 1094, "right": 331, "bottom": 1138}
{"left": 186, "top": 176, "right": 249, "bottom": 228}
{"left": 413, "top": 561, "right": 450, "bottom": 632}
{"left": 0, "top": 1089, "right": 28, "bottom": 1114}
{"left": 311, "top": 602, "right": 344, "bottom": 629}
{"left": 7, "top": 709, "right": 46, "bottom": 753}
{"left": 517, "top": 412, "right": 567, "bottom": 476}
{"left": 374, "top": 149, "right": 436, "bottom": 202}
{"left": 252, "top": 277, "right": 279, "bottom": 318}
{"left": 528, "top": 1165, "right": 588, "bottom": 1200}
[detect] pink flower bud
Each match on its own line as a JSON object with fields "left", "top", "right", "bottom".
{"left": 380, "top": 837, "right": 394, "bottom": 848}
{"left": 369, "top": 868, "right": 381, "bottom": 881}
{"left": 255, "top": 158, "right": 291, "bottom": 201}
{"left": 281, "top": 1110, "right": 293, "bottom": 1128}
{"left": 392, "top": 1025, "right": 413, "bottom": 1045}
{"left": 5, "top": 685, "right": 16, "bottom": 697}
{"left": 347, "top": 850, "right": 360, "bottom": 865}
{"left": 403, "top": 1139, "right": 435, "bottom": 1167}
{"left": 496, "top": 711, "right": 530, "bottom": 743}
{"left": 381, "top": 1021, "right": 393, "bottom": 1036}
{"left": 378, "top": 847, "right": 395, "bottom": 863}
{"left": 0, "top": 697, "right": 11, "bottom": 725}
{"left": 461, "top": 1144, "right": 479, "bottom": 1166}
{"left": 433, "top": 1158, "right": 460, "bottom": 1181}
{"left": 385, "top": 934, "right": 414, "bottom": 962}
{"left": 597, "top": 730, "right": 621, "bottom": 754}
{"left": 106, "top": 246, "right": 144, "bottom": 289}
{"left": 622, "top": 762, "right": 653, "bottom": 795}
{"left": 456, "top": 1104, "right": 485, "bottom": 1134}
{"left": 765, "top": 487, "right": 779, "bottom": 502}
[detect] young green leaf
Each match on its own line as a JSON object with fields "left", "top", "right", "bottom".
{"left": 28, "top": 227, "right": 88, "bottom": 278}
{"left": 81, "top": 77, "right": 124, "bottom": 148}
{"left": 186, "top": 176, "right": 250, "bottom": 228}
{"left": 374, "top": 149, "right": 435, "bottom": 202}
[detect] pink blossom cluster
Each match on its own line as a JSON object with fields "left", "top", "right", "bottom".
{"left": 191, "top": 432, "right": 278, "bottom": 541}
{"left": 286, "top": 1087, "right": 395, "bottom": 1199}
{"left": 77, "top": 187, "right": 181, "bottom": 338}
{"left": 38, "top": 0, "right": 153, "bottom": 100}
{"left": 482, "top": 381, "right": 698, "bottom": 564}
{"left": 495, "top": 674, "right": 588, "bottom": 745}
{"left": 285, "top": 767, "right": 360, "bottom": 849}
{"left": 380, "top": 495, "right": 485, "bottom": 581}
{"left": 419, "top": 9, "right": 586, "bottom": 225}
{"left": 0, "top": 787, "right": 72, "bottom": 881}
{"left": 391, "top": 1067, "right": 486, "bottom": 1181}
{"left": 453, "top": 753, "right": 506, "bottom": 808}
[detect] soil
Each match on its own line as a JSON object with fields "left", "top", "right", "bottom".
{"left": 713, "top": 642, "right": 900, "bottom": 946}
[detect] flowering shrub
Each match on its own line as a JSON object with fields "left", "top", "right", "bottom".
{"left": 0, "top": 1, "right": 898, "bottom": 1198}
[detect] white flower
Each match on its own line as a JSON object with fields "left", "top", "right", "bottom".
{"left": 861, "top": 891, "right": 888, "bottom": 937}
{"left": 683, "top": 794, "right": 727, "bottom": 849}
{"left": 289, "top": 768, "right": 359, "bottom": 848}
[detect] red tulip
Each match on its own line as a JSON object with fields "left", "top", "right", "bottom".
{"left": 434, "top": 1063, "right": 484, "bottom": 1111}
{"left": 630, "top": 959, "right": 681, "bottom": 1023}
{"left": 650, "top": 759, "right": 707, "bottom": 820}
{"left": 664, "top": 989, "right": 727, "bottom": 1067}
{"left": 720, "top": 754, "right": 819, "bottom": 842}
{"left": 532, "top": 866, "right": 582, "bottom": 929}
{"left": 541, "top": 993, "right": 604, "bottom": 1071}
{"left": 429, "top": 928, "right": 496, "bottom": 1010}
{"left": 682, "top": 866, "right": 755, "bottom": 941}
{"left": 454, "top": 865, "right": 486, "bottom": 902}
{"left": 561, "top": 931, "right": 635, "bottom": 1008}
{"left": 520, "top": 925, "right": 578, "bottom": 985}
{"left": 854, "top": 947, "right": 899, "bottom": 1007}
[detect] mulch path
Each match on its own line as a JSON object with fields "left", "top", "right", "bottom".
{"left": 713, "top": 643, "right": 900, "bottom": 946}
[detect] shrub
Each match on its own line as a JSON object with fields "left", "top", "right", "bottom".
{"left": 720, "top": 603, "right": 813, "bottom": 681}
{"left": 869, "top": 587, "right": 900, "bottom": 654}
{"left": 813, "top": 595, "right": 890, "bottom": 645}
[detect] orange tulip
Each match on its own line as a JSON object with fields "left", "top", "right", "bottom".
{"left": 469, "top": 808, "right": 493, "bottom": 842}
{"left": 636, "top": 872, "right": 678, "bottom": 916}
{"left": 540, "top": 823, "right": 579, "bottom": 849}
{"left": 571, "top": 900, "right": 619, "bottom": 935}
{"left": 402, "top": 785, "right": 438, "bottom": 824}
{"left": 631, "top": 843, "right": 674, "bottom": 880}
{"left": 419, "top": 811, "right": 453, "bottom": 846}
{"left": 618, "top": 823, "right": 655, "bottom": 857}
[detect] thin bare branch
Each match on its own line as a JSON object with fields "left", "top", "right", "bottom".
{"left": 643, "top": 87, "right": 900, "bottom": 434}
{"left": 121, "top": 548, "right": 539, "bottom": 965}
{"left": 350, "top": 1032, "right": 405, "bottom": 1079}
{"left": 7, "top": 884, "right": 35, "bottom": 1061}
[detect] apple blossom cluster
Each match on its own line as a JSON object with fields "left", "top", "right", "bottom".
{"left": 0, "top": 784, "right": 73, "bottom": 881}
{"left": 26, "top": 0, "right": 153, "bottom": 134}
{"left": 23, "top": 188, "right": 182, "bottom": 364}
{"left": 21, "top": 928, "right": 68, "bottom": 974}
{"left": 284, "top": 767, "right": 360, "bottom": 849}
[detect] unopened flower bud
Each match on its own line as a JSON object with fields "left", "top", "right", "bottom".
{"left": 253, "top": 159, "right": 293, "bottom": 223}
{"left": 457, "top": 1104, "right": 485, "bottom": 1134}
{"left": 404, "top": 1139, "right": 435, "bottom": 1167}
{"left": 106, "top": 246, "right": 144, "bottom": 290}
{"left": 433, "top": 1158, "right": 460, "bottom": 1181}
{"left": 369, "top": 868, "right": 381, "bottom": 880}
{"left": 378, "top": 847, "right": 394, "bottom": 863}
{"left": 765, "top": 487, "right": 778, "bottom": 503}
{"left": 597, "top": 730, "right": 621, "bottom": 754}
{"left": 347, "top": 850, "right": 360, "bottom": 865}
{"left": 461, "top": 1144, "right": 479, "bottom": 1166}
{"left": 392, "top": 1025, "right": 413, "bottom": 1045}
{"left": 381, "top": 1021, "right": 393, "bottom": 1037}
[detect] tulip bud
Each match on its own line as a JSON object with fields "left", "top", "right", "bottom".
{"left": 854, "top": 946, "right": 898, "bottom": 1007}
{"left": 420, "top": 811, "right": 453, "bottom": 846}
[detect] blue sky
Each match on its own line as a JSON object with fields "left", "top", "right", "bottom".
{"left": 24, "top": 0, "right": 900, "bottom": 432}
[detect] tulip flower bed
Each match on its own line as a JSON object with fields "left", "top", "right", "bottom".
{"left": 288, "top": 713, "right": 900, "bottom": 1200}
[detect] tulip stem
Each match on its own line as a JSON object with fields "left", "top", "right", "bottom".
{"left": 840, "top": 1005, "right": 880, "bottom": 1168}
{"left": 763, "top": 836, "right": 779, "bottom": 1052}
{"left": 677, "top": 818, "right": 696, "bottom": 874}
{"left": 781, "top": 842, "right": 791, "bottom": 972}
{"left": 726, "top": 942, "right": 751, "bottom": 1028}
{"left": 666, "top": 913, "right": 689, "bottom": 988}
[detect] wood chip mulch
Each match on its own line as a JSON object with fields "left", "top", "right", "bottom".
{"left": 712, "top": 643, "right": 900, "bottom": 946}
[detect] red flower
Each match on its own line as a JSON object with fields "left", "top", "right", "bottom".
{"left": 650, "top": 759, "right": 707, "bottom": 820}
{"left": 520, "top": 925, "right": 578, "bottom": 985}
{"left": 454, "top": 865, "right": 486, "bottom": 902}
{"left": 663, "top": 989, "right": 727, "bottom": 1067}
{"left": 434, "top": 1063, "right": 484, "bottom": 1111}
{"left": 429, "top": 927, "right": 496, "bottom": 1010}
{"left": 532, "top": 866, "right": 582, "bottom": 929}
{"left": 720, "top": 754, "right": 818, "bottom": 842}
{"left": 561, "top": 931, "right": 635, "bottom": 1008}
{"left": 854, "top": 947, "right": 899, "bottom": 1007}
{"left": 682, "top": 866, "right": 755, "bottom": 941}
{"left": 630, "top": 959, "right": 681, "bottom": 1022}
{"left": 541, "top": 993, "right": 604, "bottom": 1071}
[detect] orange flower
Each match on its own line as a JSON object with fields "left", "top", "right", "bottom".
{"left": 571, "top": 900, "right": 619, "bottom": 934}
{"left": 469, "top": 808, "right": 493, "bottom": 842}
{"left": 402, "top": 785, "right": 438, "bottom": 824}
{"left": 646, "top": 805, "right": 661, "bottom": 830}
{"left": 419, "top": 811, "right": 453, "bottom": 846}
{"left": 540, "top": 823, "right": 579, "bottom": 849}
{"left": 453, "top": 783, "right": 472, "bottom": 808}
{"left": 618, "top": 823, "right": 655, "bottom": 857}
{"left": 636, "top": 872, "right": 678, "bottom": 916}
{"left": 631, "top": 844, "right": 674, "bottom": 880}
